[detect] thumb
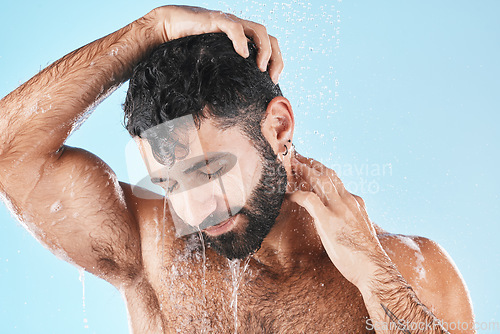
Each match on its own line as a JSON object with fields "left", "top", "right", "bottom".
{"left": 287, "top": 190, "right": 326, "bottom": 222}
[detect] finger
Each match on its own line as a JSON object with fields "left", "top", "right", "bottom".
{"left": 291, "top": 156, "right": 338, "bottom": 195}
{"left": 287, "top": 190, "right": 327, "bottom": 221}
{"left": 242, "top": 21, "right": 272, "bottom": 72}
{"left": 294, "top": 153, "right": 347, "bottom": 197}
{"left": 291, "top": 157, "right": 339, "bottom": 206}
{"left": 352, "top": 193, "right": 365, "bottom": 207}
{"left": 351, "top": 193, "right": 369, "bottom": 218}
{"left": 294, "top": 151, "right": 326, "bottom": 172}
{"left": 268, "top": 35, "right": 284, "bottom": 84}
{"left": 292, "top": 157, "right": 364, "bottom": 219}
{"left": 294, "top": 152, "right": 325, "bottom": 175}
{"left": 214, "top": 14, "right": 249, "bottom": 58}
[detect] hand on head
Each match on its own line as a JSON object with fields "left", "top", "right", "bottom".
{"left": 149, "top": 5, "right": 284, "bottom": 83}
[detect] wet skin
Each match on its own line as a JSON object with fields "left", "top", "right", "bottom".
{"left": 121, "top": 119, "right": 472, "bottom": 333}
{"left": 0, "top": 5, "right": 474, "bottom": 334}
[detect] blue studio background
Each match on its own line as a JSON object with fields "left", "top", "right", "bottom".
{"left": 0, "top": 1, "right": 499, "bottom": 333}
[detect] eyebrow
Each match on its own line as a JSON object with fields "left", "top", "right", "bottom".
{"left": 150, "top": 153, "right": 227, "bottom": 184}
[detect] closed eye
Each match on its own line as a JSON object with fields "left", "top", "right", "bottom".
{"left": 199, "top": 166, "right": 224, "bottom": 180}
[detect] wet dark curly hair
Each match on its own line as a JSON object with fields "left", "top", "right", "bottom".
{"left": 123, "top": 33, "right": 282, "bottom": 166}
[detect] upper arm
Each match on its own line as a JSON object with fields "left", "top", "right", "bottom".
{"left": 379, "top": 234, "right": 475, "bottom": 333}
{"left": 0, "top": 145, "right": 142, "bottom": 286}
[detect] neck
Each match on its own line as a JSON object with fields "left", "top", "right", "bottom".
{"left": 251, "top": 197, "right": 326, "bottom": 270}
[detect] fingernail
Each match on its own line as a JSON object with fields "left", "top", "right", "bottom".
{"left": 260, "top": 62, "right": 267, "bottom": 72}
{"left": 272, "top": 73, "right": 279, "bottom": 84}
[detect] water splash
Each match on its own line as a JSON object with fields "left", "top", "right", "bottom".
{"left": 196, "top": 227, "right": 207, "bottom": 303}
{"left": 78, "top": 268, "right": 89, "bottom": 330}
{"left": 196, "top": 227, "right": 210, "bottom": 333}
{"left": 49, "top": 200, "right": 62, "bottom": 213}
{"left": 160, "top": 192, "right": 170, "bottom": 316}
{"left": 396, "top": 236, "right": 427, "bottom": 284}
{"left": 161, "top": 176, "right": 171, "bottom": 276}
{"left": 228, "top": 257, "right": 251, "bottom": 334}
{"left": 162, "top": 196, "right": 168, "bottom": 267}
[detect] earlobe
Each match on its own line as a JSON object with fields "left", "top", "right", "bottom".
{"left": 283, "top": 139, "right": 292, "bottom": 157}
{"left": 277, "top": 139, "right": 292, "bottom": 163}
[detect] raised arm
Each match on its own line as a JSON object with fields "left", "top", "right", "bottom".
{"left": 0, "top": 5, "right": 282, "bottom": 286}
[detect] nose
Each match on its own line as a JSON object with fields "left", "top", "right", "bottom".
{"left": 168, "top": 182, "right": 219, "bottom": 227}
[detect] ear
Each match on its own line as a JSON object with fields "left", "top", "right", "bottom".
{"left": 261, "top": 96, "right": 295, "bottom": 156}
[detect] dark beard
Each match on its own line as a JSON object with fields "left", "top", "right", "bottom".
{"left": 203, "top": 140, "right": 288, "bottom": 260}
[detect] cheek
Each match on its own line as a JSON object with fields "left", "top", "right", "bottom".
{"left": 220, "top": 159, "right": 262, "bottom": 204}
{"left": 219, "top": 172, "right": 247, "bottom": 208}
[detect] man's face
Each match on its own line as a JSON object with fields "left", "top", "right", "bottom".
{"left": 136, "top": 117, "right": 288, "bottom": 260}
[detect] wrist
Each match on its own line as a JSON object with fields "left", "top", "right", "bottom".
{"left": 356, "top": 250, "right": 405, "bottom": 296}
{"left": 132, "top": 7, "right": 167, "bottom": 50}
{"left": 142, "top": 6, "right": 174, "bottom": 44}
{"left": 358, "top": 263, "right": 411, "bottom": 305}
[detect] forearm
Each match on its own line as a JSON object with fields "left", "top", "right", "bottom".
{"left": 0, "top": 9, "right": 161, "bottom": 160}
{"left": 289, "top": 156, "right": 474, "bottom": 333}
{"left": 361, "top": 265, "right": 450, "bottom": 334}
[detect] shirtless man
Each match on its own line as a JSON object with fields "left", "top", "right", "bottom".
{"left": 0, "top": 5, "right": 474, "bottom": 333}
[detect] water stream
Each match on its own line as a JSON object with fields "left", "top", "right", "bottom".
{"left": 196, "top": 227, "right": 207, "bottom": 304}
{"left": 228, "top": 257, "right": 251, "bottom": 334}
{"left": 78, "top": 268, "right": 89, "bottom": 330}
{"left": 196, "top": 227, "right": 209, "bottom": 333}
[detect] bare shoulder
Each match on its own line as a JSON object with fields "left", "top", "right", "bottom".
{"left": 376, "top": 230, "right": 475, "bottom": 330}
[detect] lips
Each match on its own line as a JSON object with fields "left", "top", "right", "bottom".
{"left": 203, "top": 214, "right": 238, "bottom": 236}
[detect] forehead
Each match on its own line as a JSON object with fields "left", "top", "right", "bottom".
{"left": 135, "top": 118, "right": 255, "bottom": 175}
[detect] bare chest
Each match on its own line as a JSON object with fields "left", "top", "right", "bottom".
{"left": 136, "top": 237, "right": 373, "bottom": 334}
